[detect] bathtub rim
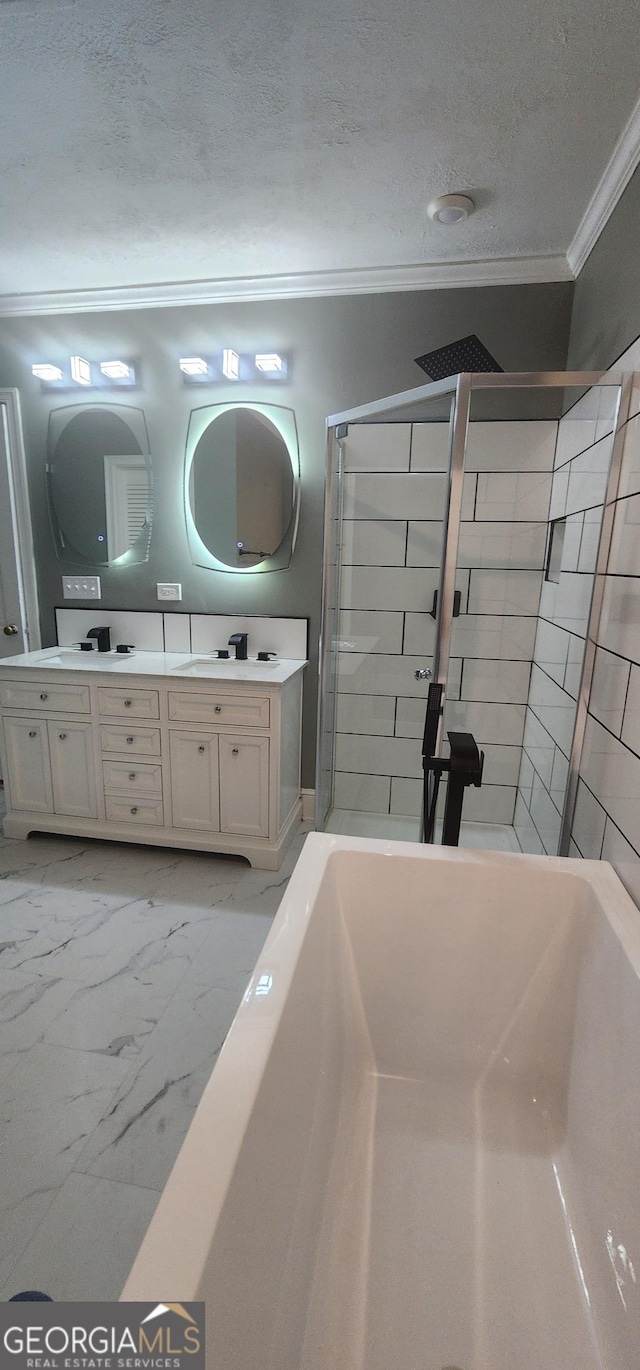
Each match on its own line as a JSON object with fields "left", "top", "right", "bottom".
{"left": 120, "top": 832, "right": 640, "bottom": 1303}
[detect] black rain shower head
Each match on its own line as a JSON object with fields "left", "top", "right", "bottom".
{"left": 415, "top": 334, "right": 503, "bottom": 381}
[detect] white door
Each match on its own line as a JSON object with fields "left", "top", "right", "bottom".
{"left": 170, "top": 730, "right": 220, "bottom": 831}
{"left": 2, "top": 716, "right": 53, "bottom": 812}
{"left": 47, "top": 720, "right": 98, "bottom": 819}
{"left": 0, "top": 391, "right": 39, "bottom": 659}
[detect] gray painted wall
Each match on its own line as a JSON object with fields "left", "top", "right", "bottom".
{"left": 0, "top": 283, "right": 573, "bottom": 785}
{"left": 568, "top": 165, "right": 640, "bottom": 370}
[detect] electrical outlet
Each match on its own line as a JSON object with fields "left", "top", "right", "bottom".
{"left": 62, "top": 576, "right": 101, "bottom": 600}
{"left": 157, "top": 582, "right": 182, "bottom": 601}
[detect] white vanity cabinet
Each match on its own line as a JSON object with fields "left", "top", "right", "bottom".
{"left": 0, "top": 658, "right": 304, "bottom": 869}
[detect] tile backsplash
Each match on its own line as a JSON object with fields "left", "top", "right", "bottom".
{"left": 55, "top": 610, "right": 308, "bottom": 660}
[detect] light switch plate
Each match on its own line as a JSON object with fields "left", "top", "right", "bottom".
{"left": 62, "top": 576, "right": 101, "bottom": 599}
{"left": 157, "top": 582, "right": 182, "bottom": 600}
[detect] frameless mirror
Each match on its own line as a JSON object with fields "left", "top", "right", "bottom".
{"left": 47, "top": 404, "right": 152, "bottom": 566}
{"left": 187, "top": 405, "right": 298, "bottom": 570}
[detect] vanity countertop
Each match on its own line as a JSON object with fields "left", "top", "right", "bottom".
{"left": 0, "top": 647, "right": 307, "bottom": 686}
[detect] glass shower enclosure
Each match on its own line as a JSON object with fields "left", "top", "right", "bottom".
{"left": 316, "top": 370, "right": 632, "bottom": 856}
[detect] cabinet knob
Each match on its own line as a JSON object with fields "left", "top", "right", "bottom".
{"left": 124, "top": 699, "right": 132, "bottom": 707}
{"left": 198, "top": 745, "right": 205, "bottom": 753}
{"left": 126, "top": 736, "right": 134, "bottom": 744}
{"left": 232, "top": 747, "right": 239, "bottom": 755}
{"left": 128, "top": 772, "right": 136, "bottom": 780}
{"left": 28, "top": 730, "right": 36, "bottom": 738}
{"left": 59, "top": 732, "right": 67, "bottom": 740}
{"left": 130, "top": 806, "right": 138, "bottom": 815}
{"left": 40, "top": 692, "right": 48, "bottom": 700}
{"left": 214, "top": 705, "right": 222, "bottom": 713}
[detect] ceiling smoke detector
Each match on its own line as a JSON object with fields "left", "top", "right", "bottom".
{"left": 428, "top": 194, "right": 475, "bottom": 225}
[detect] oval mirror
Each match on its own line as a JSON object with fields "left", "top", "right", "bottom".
{"left": 188, "top": 406, "right": 297, "bottom": 570}
{"left": 47, "top": 405, "right": 152, "bottom": 566}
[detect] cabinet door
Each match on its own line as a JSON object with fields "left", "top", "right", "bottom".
{"left": 47, "top": 720, "right": 97, "bottom": 818}
{"left": 170, "top": 731, "right": 220, "bottom": 831}
{"left": 219, "top": 734, "right": 269, "bottom": 837}
{"left": 2, "top": 716, "right": 53, "bottom": 812}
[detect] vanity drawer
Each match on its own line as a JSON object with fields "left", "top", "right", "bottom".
{"left": 100, "top": 724, "right": 162, "bottom": 756}
{"left": 0, "top": 681, "right": 90, "bottom": 714}
{"left": 103, "top": 761, "right": 162, "bottom": 796}
{"left": 168, "top": 691, "right": 270, "bottom": 728}
{"left": 104, "top": 795, "right": 164, "bottom": 826}
{"left": 98, "top": 687, "right": 160, "bottom": 720}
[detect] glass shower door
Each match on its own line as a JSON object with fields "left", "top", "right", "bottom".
{"left": 321, "top": 390, "right": 458, "bottom": 840}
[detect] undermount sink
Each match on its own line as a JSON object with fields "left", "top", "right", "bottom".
{"left": 175, "top": 657, "right": 279, "bottom": 675}
{"left": 43, "top": 650, "right": 128, "bottom": 668}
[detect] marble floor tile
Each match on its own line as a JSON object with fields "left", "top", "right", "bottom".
{"left": 74, "top": 978, "right": 249, "bottom": 1191}
{"left": 1, "top": 1172, "right": 160, "bottom": 1301}
{"left": 0, "top": 1042, "right": 131, "bottom": 1290}
{"left": 0, "top": 968, "right": 78, "bottom": 1084}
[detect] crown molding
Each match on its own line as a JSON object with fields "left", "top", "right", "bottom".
{"left": 0, "top": 254, "right": 572, "bottom": 317}
{"left": 568, "top": 93, "right": 640, "bottom": 278}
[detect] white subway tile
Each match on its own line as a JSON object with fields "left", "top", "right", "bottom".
{"left": 343, "top": 472, "right": 446, "bottom": 520}
{"left": 460, "top": 784, "right": 516, "bottom": 825}
{"left": 464, "top": 421, "right": 557, "bottom": 472}
{"left": 549, "top": 745, "right": 569, "bottom": 813}
{"left": 475, "top": 471, "right": 551, "bottom": 522}
{"left": 589, "top": 647, "right": 630, "bottom": 737}
{"left": 559, "top": 513, "right": 584, "bottom": 573}
{"left": 597, "top": 576, "right": 640, "bottom": 663}
{"left": 190, "top": 615, "right": 307, "bottom": 659}
{"left": 577, "top": 515, "right": 601, "bottom": 573}
{"left": 342, "top": 520, "right": 407, "bottom": 566}
{"left": 565, "top": 468, "right": 607, "bottom": 518}
{"left": 529, "top": 774, "right": 562, "bottom": 854}
{"left": 461, "top": 472, "right": 477, "bottom": 519}
{"left": 571, "top": 779, "right": 606, "bottom": 858}
{"left": 444, "top": 699, "right": 526, "bottom": 746}
{"left": 333, "top": 772, "right": 391, "bottom": 813}
{"left": 563, "top": 633, "right": 586, "bottom": 700}
{"left": 409, "top": 424, "right": 450, "bottom": 470}
{"left": 468, "top": 569, "right": 542, "bottom": 615}
{"left": 523, "top": 707, "right": 555, "bottom": 788}
{"left": 163, "top": 613, "right": 191, "bottom": 654}
{"left": 621, "top": 664, "right": 640, "bottom": 757}
{"left": 451, "top": 614, "right": 536, "bottom": 660}
{"left": 336, "top": 694, "right": 395, "bottom": 737}
{"left": 549, "top": 468, "right": 569, "bottom": 520}
{"left": 514, "top": 792, "right": 544, "bottom": 855}
{"left": 549, "top": 571, "right": 593, "bottom": 636}
{"left": 528, "top": 663, "right": 577, "bottom": 755}
{"left": 601, "top": 818, "right": 640, "bottom": 908}
{"left": 608, "top": 494, "right": 640, "bottom": 577}
{"left": 517, "top": 750, "right": 535, "bottom": 806}
{"left": 55, "top": 609, "right": 164, "bottom": 652}
{"left": 457, "top": 522, "right": 546, "bottom": 570}
{"left": 617, "top": 414, "right": 640, "bottom": 497}
{"left": 337, "top": 652, "right": 437, "bottom": 697}
{"left": 335, "top": 733, "right": 422, "bottom": 779}
{"left": 460, "top": 658, "right": 530, "bottom": 705}
{"left": 342, "top": 423, "right": 410, "bottom": 472}
{"left": 340, "top": 565, "right": 436, "bottom": 611}
{"left": 406, "top": 522, "right": 445, "bottom": 567}
{"left": 534, "top": 618, "right": 570, "bottom": 686}
{"left": 338, "top": 609, "right": 404, "bottom": 654}
{"left": 479, "top": 744, "right": 522, "bottom": 785}
{"left": 390, "top": 777, "right": 422, "bottom": 816}
{"left": 395, "top": 697, "right": 428, "bottom": 739}
{"left": 401, "top": 613, "right": 437, "bottom": 658}
{"left": 580, "top": 715, "right": 640, "bottom": 853}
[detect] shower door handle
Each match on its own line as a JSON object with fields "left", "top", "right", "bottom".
{"left": 429, "top": 589, "right": 461, "bottom": 619}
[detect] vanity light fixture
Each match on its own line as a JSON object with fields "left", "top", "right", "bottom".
{"left": 70, "top": 355, "right": 92, "bottom": 385}
{"left": 180, "top": 357, "right": 209, "bottom": 376}
{"left": 255, "top": 353, "right": 284, "bottom": 374}
{"left": 100, "top": 360, "right": 132, "bottom": 380}
{"left": 32, "top": 363, "right": 64, "bottom": 381}
{"left": 222, "top": 349, "right": 240, "bottom": 380}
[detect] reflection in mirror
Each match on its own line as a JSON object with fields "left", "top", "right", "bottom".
{"left": 47, "top": 405, "right": 152, "bottom": 566}
{"left": 186, "top": 404, "right": 299, "bottom": 572}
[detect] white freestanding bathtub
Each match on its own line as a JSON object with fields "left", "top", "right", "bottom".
{"left": 122, "top": 833, "right": 640, "bottom": 1370}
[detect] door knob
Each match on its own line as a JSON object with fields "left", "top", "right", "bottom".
{"left": 414, "top": 668, "right": 433, "bottom": 680}
{"left": 3, "top": 624, "right": 18, "bottom": 636}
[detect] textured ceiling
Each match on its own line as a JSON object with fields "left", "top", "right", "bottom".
{"left": 0, "top": 0, "right": 639, "bottom": 297}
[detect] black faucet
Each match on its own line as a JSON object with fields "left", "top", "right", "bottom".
{"left": 86, "top": 626, "right": 111, "bottom": 653}
{"left": 228, "top": 632, "right": 248, "bottom": 660}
